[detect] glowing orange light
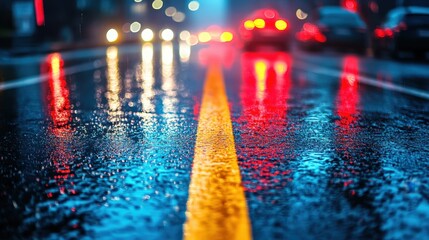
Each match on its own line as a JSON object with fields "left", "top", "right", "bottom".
{"left": 274, "top": 61, "right": 288, "bottom": 76}
{"left": 254, "top": 19, "right": 266, "bottom": 29}
{"left": 244, "top": 20, "right": 255, "bottom": 30}
{"left": 275, "top": 20, "right": 288, "bottom": 31}
{"left": 198, "top": 32, "right": 211, "bottom": 43}
{"left": 220, "top": 31, "right": 234, "bottom": 42}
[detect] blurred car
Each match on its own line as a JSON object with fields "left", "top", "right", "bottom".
{"left": 195, "top": 25, "right": 236, "bottom": 45}
{"left": 372, "top": 6, "right": 429, "bottom": 59}
{"left": 296, "top": 6, "right": 368, "bottom": 53}
{"left": 239, "top": 9, "right": 291, "bottom": 50}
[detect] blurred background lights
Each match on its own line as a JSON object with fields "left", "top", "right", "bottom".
{"left": 275, "top": 20, "right": 287, "bottom": 30}
{"left": 165, "top": 7, "right": 177, "bottom": 17}
{"left": 180, "top": 30, "right": 191, "bottom": 41}
{"left": 141, "top": 28, "right": 154, "bottom": 42}
{"left": 172, "top": 12, "right": 186, "bottom": 22}
{"left": 198, "top": 32, "right": 211, "bottom": 43}
{"left": 244, "top": 20, "right": 255, "bottom": 30}
{"left": 188, "top": 1, "right": 200, "bottom": 11}
{"left": 254, "top": 19, "right": 265, "bottom": 28}
{"left": 152, "top": 0, "right": 163, "bottom": 10}
{"left": 296, "top": 9, "right": 308, "bottom": 20}
{"left": 187, "top": 35, "right": 199, "bottom": 46}
{"left": 220, "top": 32, "right": 233, "bottom": 42}
{"left": 161, "top": 29, "right": 174, "bottom": 41}
{"left": 134, "top": 0, "right": 142, "bottom": 2}
{"left": 130, "top": 22, "right": 141, "bottom": 33}
{"left": 106, "top": 29, "right": 119, "bottom": 43}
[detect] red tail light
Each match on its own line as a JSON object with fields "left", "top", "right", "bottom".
{"left": 374, "top": 28, "right": 385, "bottom": 38}
{"left": 374, "top": 28, "right": 393, "bottom": 39}
{"left": 385, "top": 29, "right": 393, "bottom": 38}
{"left": 303, "top": 23, "right": 318, "bottom": 34}
{"left": 342, "top": 0, "right": 358, "bottom": 12}
{"left": 315, "top": 33, "right": 327, "bottom": 43}
{"left": 296, "top": 23, "right": 326, "bottom": 42}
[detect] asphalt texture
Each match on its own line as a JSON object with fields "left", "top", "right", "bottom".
{"left": 1, "top": 43, "right": 429, "bottom": 239}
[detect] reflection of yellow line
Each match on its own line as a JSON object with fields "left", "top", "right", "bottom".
{"left": 184, "top": 64, "right": 251, "bottom": 240}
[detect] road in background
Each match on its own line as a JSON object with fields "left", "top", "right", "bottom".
{"left": 1, "top": 43, "right": 429, "bottom": 239}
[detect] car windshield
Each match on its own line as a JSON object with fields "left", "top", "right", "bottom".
{"left": 320, "top": 13, "right": 364, "bottom": 27}
{"left": 404, "top": 14, "right": 429, "bottom": 26}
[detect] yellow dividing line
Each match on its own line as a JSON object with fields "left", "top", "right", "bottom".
{"left": 184, "top": 63, "right": 252, "bottom": 240}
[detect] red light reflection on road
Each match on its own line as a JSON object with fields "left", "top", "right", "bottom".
{"left": 47, "top": 54, "right": 71, "bottom": 128}
{"left": 197, "top": 45, "right": 236, "bottom": 68}
{"left": 336, "top": 56, "right": 360, "bottom": 127}
{"left": 44, "top": 53, "right": 76, "bottom": 198}
{"left": 237, "top": 52, "right": 293, "bottom": 192}
{"left": 334, "top": 56, "right": 361, "bottom": 196}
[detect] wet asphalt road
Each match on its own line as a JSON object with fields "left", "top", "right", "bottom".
{"left": 0, "top": 43, "right": 429, "bottom": 239}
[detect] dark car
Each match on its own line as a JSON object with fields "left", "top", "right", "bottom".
{"left": 296, "top": 6, "right": 368, "bottom": 53}
{"left": 239, "top": 9, "right": 291, "bottom": 50}
{"left": 372, "top": 6, "right": 429, "bottom": 59}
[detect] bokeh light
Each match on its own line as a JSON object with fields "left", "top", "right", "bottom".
{"left": 165, "top": 7, "right": 176, "bottom": 17}
{"left": 187, "top": 35, "right": 199, "bottom": 46}
{"left": 244, "top": 20, "right": 255, "bottom": 30}
{"left": 220, "top": 32, "right": 233, "bottom": 42}
{"left": 173, "top": 12, "right": 186, "bottom": 22}
{"left": 130, "top": 22, "right": 141, "bottom": 33}
{"left": 141, "top": 28, "right": 154, "bottom": 42}
{"left": 152, "top": 0, "right": 163, "bottom": 10}
{"left": 198, "top": 32, "right": 211, "bottom": 43}
{"left": 254, "top": 19, "right": 265, "bottom": 29}
{"left": 106, "top": 28, "right": 119, "bottom": 43}
{"left": 296, "top": 9, "right": 308, "bottom": 20}
{"left": 275, "top": 20, "right": 288, "bottom": 31}
{"left": 180, "top": 30, "right": 191, "bottom": 41}
{"left": 161, "top": 28, "right": 174, "bottom": 41}
{"left": 188, "top": 1, "right": 200, "bottom": 11}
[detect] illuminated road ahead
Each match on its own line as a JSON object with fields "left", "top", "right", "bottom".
{"left": 1, "top": 43, "right": 429, "bottom": 239}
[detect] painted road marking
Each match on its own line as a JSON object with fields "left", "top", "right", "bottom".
{"left": 184, "top": 64, "right": 251, "bottom": 240}
{"left": 294, "top": 60, "right": 429, "bottom": 100}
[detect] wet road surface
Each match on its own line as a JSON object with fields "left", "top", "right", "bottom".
{"left": 1, "top": 43, "right": 429, "bottom": 239}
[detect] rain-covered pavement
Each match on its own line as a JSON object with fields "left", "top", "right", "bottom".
{"left": 1, "top": 43, "right": 429, "bottom": 239}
